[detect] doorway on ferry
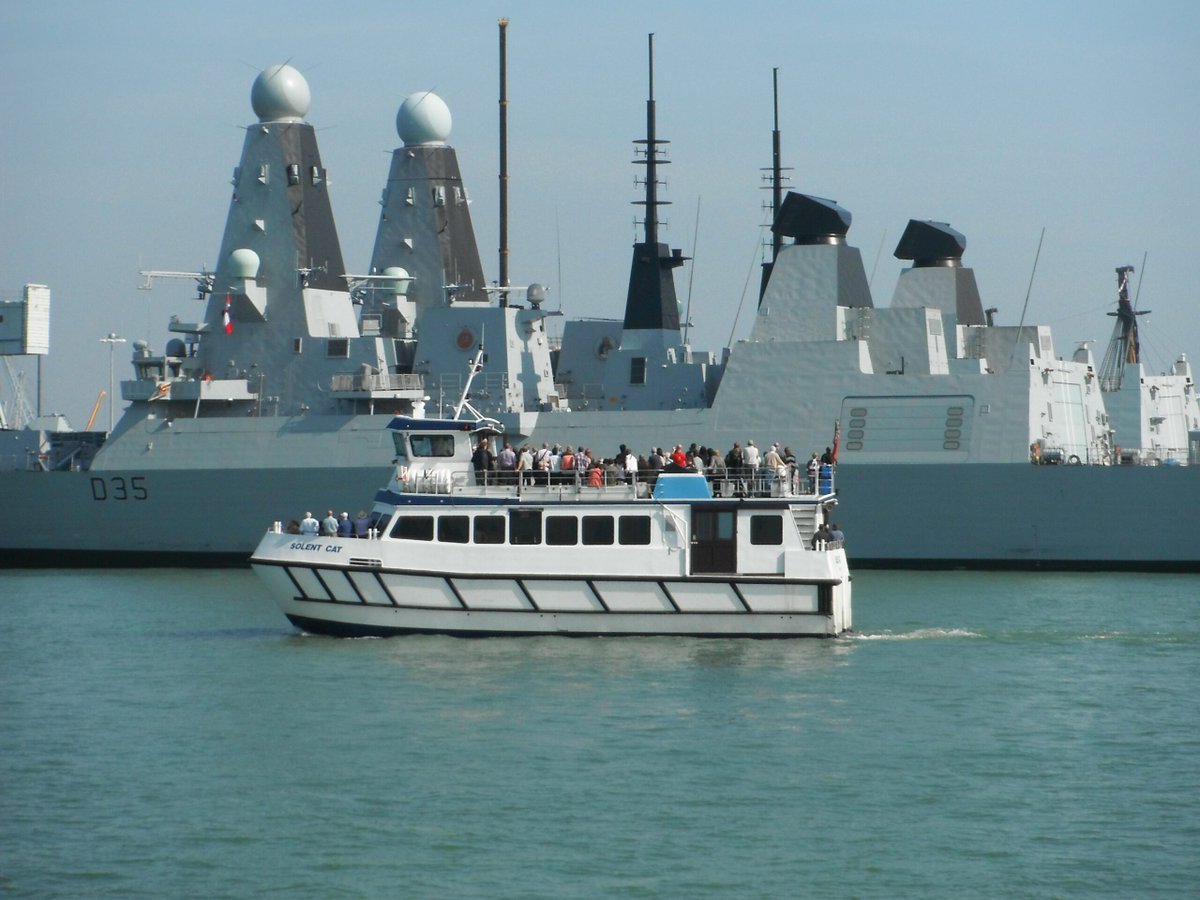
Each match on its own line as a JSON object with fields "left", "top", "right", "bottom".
{"left": 690, "top": 507, "right": 736, "bottom": 574}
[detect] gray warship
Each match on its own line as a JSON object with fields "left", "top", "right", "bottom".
{"left": 2, "top": 52, "right": 1198, "bottom": 570}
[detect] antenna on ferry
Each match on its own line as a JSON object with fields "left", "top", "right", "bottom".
{"left": 453, "top": 336, "right": 487, "bottom": 421}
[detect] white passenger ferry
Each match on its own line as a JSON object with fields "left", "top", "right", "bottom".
{"left": 250, "top": 408, "right": 852, "bottom": 638}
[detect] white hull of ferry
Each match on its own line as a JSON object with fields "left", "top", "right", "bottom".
{"left": 251, "top": 536, "right": 851, "bottom": 638}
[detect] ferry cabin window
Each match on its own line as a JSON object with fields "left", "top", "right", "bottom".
{"left": 408, "top": 434, "right": 456, "bottom": 457}
{"left": 438, "top": 516, "right": 469, "bottom": 544}
{"left": 546, "top": 515, "right": 578, "bottom": 546}
{"left": 618, "top": 515, "right": 651, "bottom": 545}
{"left": 582, "top": 515, "right": 614, "bottom": 545}
{"left": 509, "top": 510, "right": 542, "bottom": 545}
{"left": 370, "top": 511, "right": 392, "bottom": 534}
{"left": 474, "top": 516, "right": 505, "bottom": 544}
{"left": 750, "top": 515, "right": 783, "bottom": 545}
{"left": 390, "top": 515, "right": 433, "bottom": 541}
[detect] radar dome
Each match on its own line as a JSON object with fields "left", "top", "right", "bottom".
{"left": 396, "top": 91, "right": 451, "bottom": 146}
{"left": 228, "top": 248, "right": 261, "bottom": 279}
{"left": 251, "top": 64, "right": 311, "bottom": 122}
{"left": 382, "top": 266, "right": 412, "bottom": 294}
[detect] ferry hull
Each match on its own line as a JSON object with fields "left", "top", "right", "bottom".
{"left": 252, "top": 562, "right": 851, "bottom": 639}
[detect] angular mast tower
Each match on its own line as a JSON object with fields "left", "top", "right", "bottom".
{"left": 621, "top": 34, "right": 686, "bottom": 349}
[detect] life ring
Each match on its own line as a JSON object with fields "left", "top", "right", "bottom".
{"left": 1067, "top": 454, "right": 1081, "bottom": 465}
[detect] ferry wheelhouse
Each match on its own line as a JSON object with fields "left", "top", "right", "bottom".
{"left": 251, "top": 415, "right": 852, "bottom": 638}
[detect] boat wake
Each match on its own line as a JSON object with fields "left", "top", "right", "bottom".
{"left": 845, "top": 627, "right": 982, "bottom": 641}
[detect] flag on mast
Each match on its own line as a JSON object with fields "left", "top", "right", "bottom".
{"left": 223, "top": 294, "right": 233, "bottom": 335}
{"left": 832, "top": 419, "right": 840, "bottom": 464}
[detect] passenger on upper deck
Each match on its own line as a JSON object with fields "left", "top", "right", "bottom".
{"left": 667, "top": 444, "right": 690, "bottom": 472}
{"left": 471, "top": 437, "right": 495, "bottom": 485}
{"left": 497, "top": 441, "right": 517, "bottom": 484}
{"left": 336, "top": 512, "right": 353, "bottom": 538}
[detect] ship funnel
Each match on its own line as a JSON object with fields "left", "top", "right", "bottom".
{"left": 773, "top": 192, "right": 851, "bottom": 246}
{"left": 894, "top": 220, "right": 966, "bottom": 268}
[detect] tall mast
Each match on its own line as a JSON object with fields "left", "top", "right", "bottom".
{"left": 633, "top": 34, "right": 668, "bottom": 243}
{"left": 621, "top": 33, "right": 684, "bottom": 336}
{"left": 498, "top": 17, "right": 510, "bottom": 302}
{"left": 759, "top": 68, "right": 790, "bottom": 303}
{"left": 1098, "top": 265, "right": 1148, "bottom": 392}
{"left": 771, "top": 67, "right": 783, "bottom": 262}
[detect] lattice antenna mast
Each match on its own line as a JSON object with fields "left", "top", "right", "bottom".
{"left": 633, "top": 34, "right": 669, "bottom": 242}
{"left": 1098, "top": 265, "right": 1148, "bottom": 392}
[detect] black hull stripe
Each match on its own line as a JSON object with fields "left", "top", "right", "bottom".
{"left": 284, "top": 613, "right": 838, "bottom": 640}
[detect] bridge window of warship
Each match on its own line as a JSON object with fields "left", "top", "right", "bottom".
{"left": 327, "top": 338, "right": 349, "bottom": 358}
{"left": 293, "top": 338, "right": 303, "bottom": 354}
{"left": 630, "top": 357, "right": 647, "bottom": 385}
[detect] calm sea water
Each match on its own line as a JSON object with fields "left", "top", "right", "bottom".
{"left": 1, "top": 568, "right": 1197, "bottom": 898}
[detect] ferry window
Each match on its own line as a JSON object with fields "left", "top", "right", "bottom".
{"left": 618, "top": 515, "right": 651, "bottom": 545}
{"left": 438, "top": 516, "right": 469, "bottom": 544}
{"left": 409, "top": 434, "right": 456, "bottom": 457}
{"left": 509, "top": 510, "right": 542, "bottom": 545}
{"left": 390, "top": 516, "right": 433, "bottom": 541}
{"left": 630, "top": 357, "right": 647, "bottom": 385}
{"left": 582, "top": 515, "right": 614, "bottom": 545}
{"left": 546, "top": 516, "right": 578, "bottom": 546}
{"left": 750, "top": 515, "right": 783, "bottom": 545}
{"left": 474, "top": 516, "right": 505, "bottom": 544}
{"left": 370, "top": 512, "right": 392, "bottom": 535}
{"left": 391, "top": 433, "right": 408, "bottom": 458}
{"left": 327, "top": 338, "right": 349, "bottom": 358}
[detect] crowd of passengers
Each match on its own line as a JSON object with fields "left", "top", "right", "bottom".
{"left": 469, "top": 437, "right": 838, "bottom": 495}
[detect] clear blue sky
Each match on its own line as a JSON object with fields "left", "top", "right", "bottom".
{"left": 2, "top": 0, "right": 1197, "bottom": 427}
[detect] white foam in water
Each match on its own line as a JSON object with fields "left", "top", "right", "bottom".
{"left": 845, "top": 627, "right": 982, "bottom": 641}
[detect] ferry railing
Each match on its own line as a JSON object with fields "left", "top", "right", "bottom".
{"left": 389, "top": 462, "right": 837, "bottom": 499}
{"left": 703, "top": 463, "right": 834, "bottom": 498}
